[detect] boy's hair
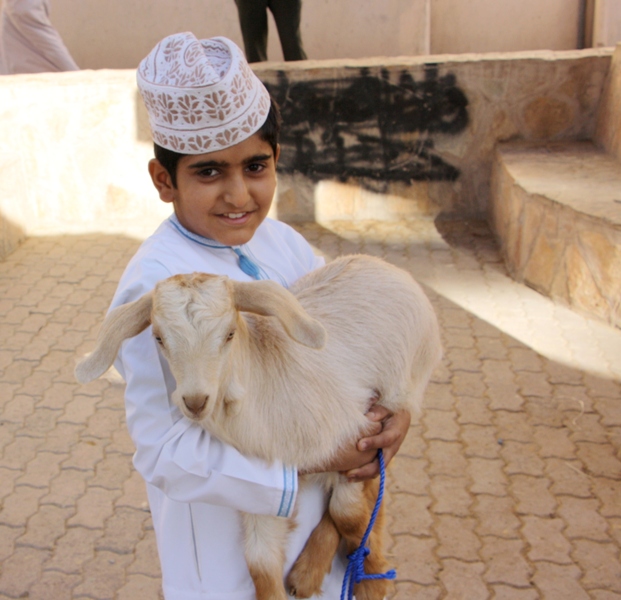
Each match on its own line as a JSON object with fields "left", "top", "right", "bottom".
{"left": 155, "top": 98, "right": 282, "bottom": 188}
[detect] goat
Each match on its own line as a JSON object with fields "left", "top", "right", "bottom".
{"left": 75, "top": 254, "right": 442, "bottom": 600}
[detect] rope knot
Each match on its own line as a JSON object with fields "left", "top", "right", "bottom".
{"left": 340, "top": 450, "right": 397, "bottom": 600}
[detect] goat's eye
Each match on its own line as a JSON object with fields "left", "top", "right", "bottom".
{"left": 154, "top": 336, "right": 164, "bottom": 346}
{"left": 226, "top": 330, "right": 235, "bottom": 342}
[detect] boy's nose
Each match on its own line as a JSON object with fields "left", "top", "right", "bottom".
{"left": 223, "top": 174, "right": 250, "bottom": 207}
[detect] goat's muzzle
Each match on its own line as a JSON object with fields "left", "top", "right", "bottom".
{"left": 183, "top": 394, "right": 209, "bottom": 417}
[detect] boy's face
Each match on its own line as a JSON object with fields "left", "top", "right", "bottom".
{"left": 150, "top": 133, "right": 280, "bottom": 247}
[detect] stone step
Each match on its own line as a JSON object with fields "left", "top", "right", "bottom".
{"left": 491, "top": 140, "right": 621, "bottom": 328}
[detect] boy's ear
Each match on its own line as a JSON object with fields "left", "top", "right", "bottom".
{"left": 148, "top": 159, "right": 177, "bottom": 204}
{"left": 274, "top": 144, "right": 281, "bottom": 166}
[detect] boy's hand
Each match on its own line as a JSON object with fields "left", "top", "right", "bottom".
{"left": 300, "top": 405, "right": 411, "bottom": 481}
{"left": 344, "top": 406, "right": 411, "bottom": 482}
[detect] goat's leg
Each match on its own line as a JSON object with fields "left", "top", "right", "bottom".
{"left": 242, "top": 513, "right": 292, "bottom": 600}
{"left": 286, "top": 508, "right": 341, "bottom": 598}
{"left": 330, "top": 479, "right": 391, "bottom": 600}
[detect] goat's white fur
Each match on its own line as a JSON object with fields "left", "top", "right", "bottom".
{"left": 75, "top": 254, "right": 442, "bottom": 599}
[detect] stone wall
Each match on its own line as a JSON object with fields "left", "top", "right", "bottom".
{"left": 595, "top": 44, "right": 621, "bottom": 160}
{"left": 489, "top": 43, "right": 621, "bottom": 328}
{"left": 0, "top": 69, "right": 172, "bottom": 255}
{"left": 253, "top": 49, "right": 613, "bottom": 222}
{"left": 0, "top": 48, "right": 613, "bottom": 260}
{"left": 491, "top": 142, "right": 621, "bottom": 328}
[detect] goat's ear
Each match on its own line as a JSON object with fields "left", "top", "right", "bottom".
{"left": 231, "top": 280, "right": 326, "bottom": 349}
{"left": 75, "top": 291, "right": 154, "bottom": 384}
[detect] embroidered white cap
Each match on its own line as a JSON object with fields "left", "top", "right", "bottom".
{"left": 137, "top": 32, "right": 271, "bottom": 154}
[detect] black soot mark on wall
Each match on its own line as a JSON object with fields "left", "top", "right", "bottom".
{"left": 265, "top": 65, "right": 469, "bottom": 191}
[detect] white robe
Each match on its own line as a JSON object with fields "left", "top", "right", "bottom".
{"left": 0, "top": 0, "right": 78, "bottom": 74}
{"left": 111, "top": 216, "right": 349, "bottom": 600}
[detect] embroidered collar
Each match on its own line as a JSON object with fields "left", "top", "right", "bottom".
{"left": 168, "top": 214, "right": 263, "bottom": 280}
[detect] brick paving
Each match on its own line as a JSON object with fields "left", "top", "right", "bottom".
{"left": 1, "top": 218, "right": 620, "bottom": 599}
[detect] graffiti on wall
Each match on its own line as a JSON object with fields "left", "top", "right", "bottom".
{"left": 265, "top": 64, "right": 469, "bottom": 190}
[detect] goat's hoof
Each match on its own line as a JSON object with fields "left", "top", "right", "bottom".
{"left": 287, "top": 585, "right": 301, "bottom": 599}
{"left": 286, "top": 573, "right": 322, "bottom": 599}
{"left": 287, "top": 584, "right": 310, "bottom": 599}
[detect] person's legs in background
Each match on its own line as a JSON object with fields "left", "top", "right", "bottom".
{"left": 268, "top": 0, "right": 307, "bottom": 61}
{"left": 234, "top": 0, "right": 269, "bottom": 63}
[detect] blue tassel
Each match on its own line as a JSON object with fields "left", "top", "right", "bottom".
{"left": 233, "top": 248, "right": 262, "bottom": 280}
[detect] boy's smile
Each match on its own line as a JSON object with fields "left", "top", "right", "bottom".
{"left": 150, "top": 134, "right": 280, "bottom": 247}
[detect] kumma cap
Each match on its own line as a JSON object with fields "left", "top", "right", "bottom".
{"left": 137, "top": 32, "right": 270, "bottom": 154}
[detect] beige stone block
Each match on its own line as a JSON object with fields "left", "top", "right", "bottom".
{"left": 489, "top": 158, "right": 509, "bottom": 241}
{"left": 0, "top": 213, "right": 26, "bottom": 261}
{"left": 435, "top": 515, "right": 480, "bottom": 560}
{"left": 523, "top": 97, "right": 575, "bottom": 138}
{"left": 473, "top": 495, "right": 521, "bottom": 538}
{"left": 502, "top": 183, "right": 526, "bottom": 276}
{"left": 390, "top": 454, "right": 429, "bottom": 494}
{"left": 576, "top": 441, "right": 621, "bottom": 479}
{"left": 595, "top": 44, "right": 621, "bottom": 160}
{"left": 481, "top": 537, "right": 533, "bottom": 587}
{"left": 572, "top": 540, "right": 621, "bottom": 592}
{"left": 29, "top": 571, "right": 82, "bottom": 600}
{"left": 429, "top": 476, "right": 471, "bottom": 516}
{"left": 391, "top": 535, "right": 439, "bottom": 585}
{"left": 522, "top": 209, "right": 564, "bottom": 293}
{"left": 438, "top": 559, "right": 488, "bottom": 600}
{"left": 73, "top": 550, "right": 134, "bottom": 599}
{"left": 0, "top": 546, "right": 50, "bottom": 598}
{"left": 545, "top": 458, "right": 592, "bottom": 498}
{"left": 426, "top": 441, "right": 469, "bottom": 477}
{"left": 467, "top": 458, "right": 508, "bottom": 496}
{"left": 558, "top": 497, "right": 610, "bottom": 542}
{"left": 532, "top": 563, "right": 589, "bottom": 600}
{"left": 565, "top": 243, "right": 610, "bottom": 322}
{"left": 578, "top": 228, "right": 621, "bottom": 302}
{"left": 127, "top": 530, "right": 162, "bottom": 578}
{"left": 550, "top": 252, "right": 571, "bottom": 303}
{"left": 314, "top": 180, "right": 437, "bottom": 223}
{"left": 501, "top": 441, "right": 546, "bottom": 476}
{"left": 117, "top": 574, "right": 164, "bottom": 600}
{"left": 522, "top": 516, "right": 572, "bottom": 563}
{"left": 510, "top": 474, "right": 557, "bottom": 516}
{"left": 514, "top": 195, "right": 545, "bottom": 275}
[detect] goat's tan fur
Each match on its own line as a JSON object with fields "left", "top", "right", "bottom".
{"left": 76, "top": 254, "right": 442, "bottom": 599}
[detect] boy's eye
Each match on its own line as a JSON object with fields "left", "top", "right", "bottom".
{"left": 197, "top": 167, "right": 219, "bottom": 178}
{"left": 246, "top": 163, "right": 265, "bottom": 173}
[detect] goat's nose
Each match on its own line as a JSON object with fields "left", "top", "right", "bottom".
{"left": 183, "top": 394, "right": 209, "bottom": 417}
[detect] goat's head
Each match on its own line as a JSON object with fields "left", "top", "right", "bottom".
{"left": 151, "top": 273, "right": 240, "bottom": 420}
{"left": 75, "top": 272, "right": 327, "bottom": 421}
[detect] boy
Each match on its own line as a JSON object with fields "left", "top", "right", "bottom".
{"left": 111, "top": 32, "right": 410, "bottom": 599}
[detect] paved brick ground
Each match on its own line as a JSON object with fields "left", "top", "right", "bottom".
{"left": 0, "top": 218, "right": 620, "bottom": 599}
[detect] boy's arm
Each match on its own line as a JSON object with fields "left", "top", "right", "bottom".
{"left": 113, "top": 271, "right": 297, "bottom": 518}
{"left": 118, "top": 330, "right": 297, "bottom": 517}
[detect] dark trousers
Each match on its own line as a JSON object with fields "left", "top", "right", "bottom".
{"left": 234, "top": 0, "right": 307, "bottom": 63}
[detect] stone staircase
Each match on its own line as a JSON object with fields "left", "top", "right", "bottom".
{"left": 490, "top": 43, "right": 621, "bottom": 329}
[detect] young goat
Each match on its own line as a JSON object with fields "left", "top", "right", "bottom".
{"left": 75, "top": 254, "right": 442, "bottom": 600}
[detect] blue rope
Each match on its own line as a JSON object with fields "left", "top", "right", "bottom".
{"left": 340, "top": 449, "right": 397, "bottom": 600}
